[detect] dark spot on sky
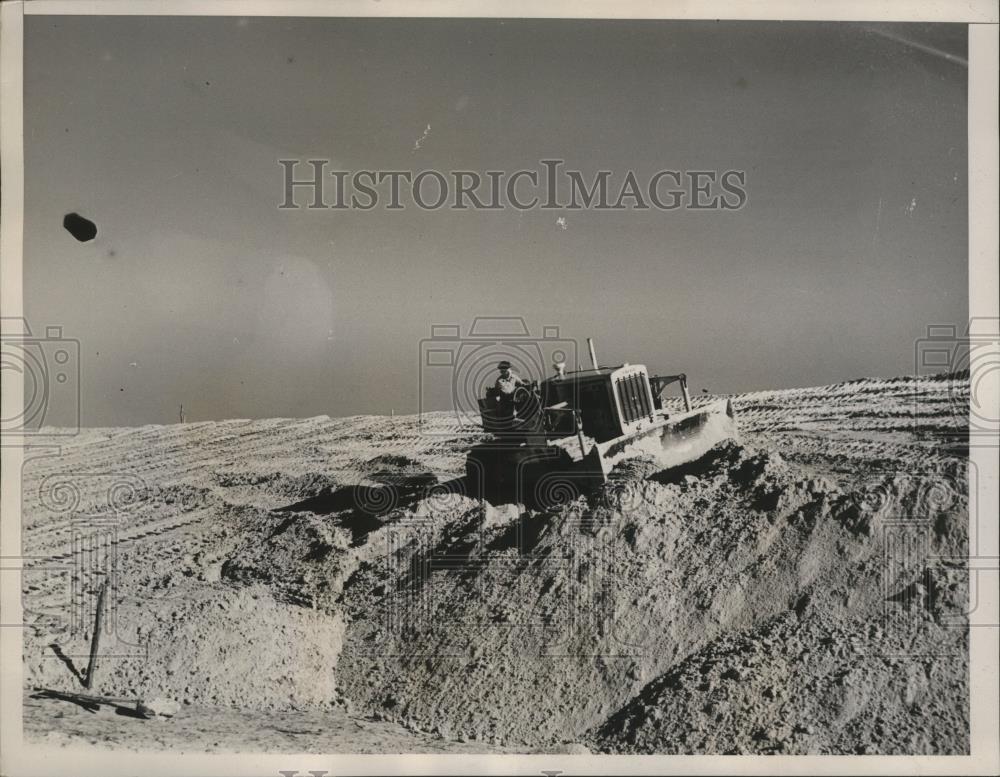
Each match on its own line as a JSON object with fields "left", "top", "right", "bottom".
{"left": 735, "top": 77, "right": 749, "bottom": 89}
{"left": 107, "top": 249, "right": 116, "bottom": 257}
{"left": 286, "top": 56, "right": 295, "bottom": 64}
{"left": 205, "top": 81, "right": 211, "bottom": 86}
{"left": 63, "top": 212, "right": 97, "bottom": 242}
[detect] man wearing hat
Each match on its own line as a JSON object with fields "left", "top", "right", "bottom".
{"left": 493, "top": 360, "right": 526, "bottom": 397}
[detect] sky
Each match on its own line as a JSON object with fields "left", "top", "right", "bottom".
{"left": 23, "top": 18, "right": 968, "bottom": 427}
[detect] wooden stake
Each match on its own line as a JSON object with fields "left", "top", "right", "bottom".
{"left": 83, "top": 579, "right": 108, "bottom": 689}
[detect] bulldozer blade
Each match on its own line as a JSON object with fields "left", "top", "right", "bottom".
{"left": 588, "top": 399, "right": 738, "bottom": 480}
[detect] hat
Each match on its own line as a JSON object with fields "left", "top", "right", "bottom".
{"left": 497, "top": 360, "right": 511, "bottom": 370}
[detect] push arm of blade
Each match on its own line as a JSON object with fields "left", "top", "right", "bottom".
{"left": 650, "top": 373, "right": 686, "bottom": 395}
{"left": 650, "top": 373, "right": 692, "bottom": 412}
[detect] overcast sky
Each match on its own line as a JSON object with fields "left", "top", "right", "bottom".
{"left": 24, "top": 18, "right": 967, "bottom": 427}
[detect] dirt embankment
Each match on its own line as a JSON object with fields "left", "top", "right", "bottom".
{"left": 21, "top": 374, "right": 970, "bottom": 753}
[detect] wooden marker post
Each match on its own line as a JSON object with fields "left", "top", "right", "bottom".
{"left": 83, "top": 579, "right": 109, "bottom": 689}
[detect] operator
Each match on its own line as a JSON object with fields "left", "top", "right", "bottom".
{"left": 494, "top": 360, "right": 526, "bottom": 398}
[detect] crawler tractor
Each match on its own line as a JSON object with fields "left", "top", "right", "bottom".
{"left": 465, "top": 339, "right": 737, "bottom": 506}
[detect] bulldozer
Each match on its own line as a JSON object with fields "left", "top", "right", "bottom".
{"left": 465, "top": 339, "right": 738, "bottom": 507}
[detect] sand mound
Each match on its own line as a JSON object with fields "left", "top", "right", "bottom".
{"left": 590, "top": 608, "right": 967, "bottom": 755}
{"left": 329, "top": 436, "right": 967, "bottom": 749}
{"left": 214, "top": 470, "right": 340, "bottom": 501}
{"left": 360, "top": 454, "right": 438, "bottom": 487}
{"left": 25, "top": 585, "right": 345, "bottom": 712}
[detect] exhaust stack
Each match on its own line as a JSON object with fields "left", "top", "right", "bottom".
{"left": 587, "top": 338, "right": 599, "bottom": 370}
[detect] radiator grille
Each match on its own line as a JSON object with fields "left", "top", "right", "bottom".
{"left": 615, "top": 373, "right": 652, "bottom": 424}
